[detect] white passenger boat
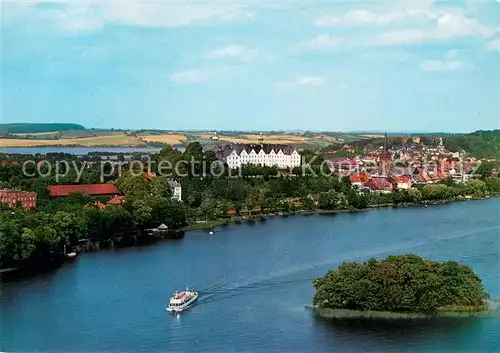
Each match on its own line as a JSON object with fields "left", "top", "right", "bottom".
{"left": 166, "top": 288, "right": 199, "bottom": 313}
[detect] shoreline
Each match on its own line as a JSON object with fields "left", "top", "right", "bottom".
{"left": 181, "top": 195, "right": 498, "bottom": 232}
{"left": 307, "top": 303, "right": 499, "bottom": 321}
{"left": 1, "top": 195, "right": 497, "bottom": 281}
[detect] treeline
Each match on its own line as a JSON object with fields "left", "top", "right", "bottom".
{"left": 0, "top": 123, "right": 85, "bottom": 134}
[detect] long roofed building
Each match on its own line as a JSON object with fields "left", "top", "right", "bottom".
{"left": 216, "top": 143, "right": 301, "bottom": 169}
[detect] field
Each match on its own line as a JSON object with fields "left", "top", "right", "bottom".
{"left": 61, "top": 130, "right": 125, "bottom": 139}
{"left": 1, "top": 132, "right": 146, "bottom": 147}
{"left": 1, "top": 129, "right": 363, "bottom": 150}
{"left": 138, "top": 133, "right": 187, "bottom": 145}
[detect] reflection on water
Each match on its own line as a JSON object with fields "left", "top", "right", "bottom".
{"left": 314, "top": 314, "right": 480, "bottom": 346}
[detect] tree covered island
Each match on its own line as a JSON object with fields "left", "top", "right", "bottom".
{"left": 312, "top": 254, "right": 491, "bottom": 319}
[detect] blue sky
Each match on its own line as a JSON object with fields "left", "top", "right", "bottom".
{"left": 1, "top": 0, "right": 499, "bottom": 132}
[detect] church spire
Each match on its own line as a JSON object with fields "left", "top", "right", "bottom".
{"left": 384, "top": 131, "right": 389, "bottom": 153}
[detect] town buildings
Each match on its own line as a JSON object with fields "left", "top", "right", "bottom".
{"left": 0, "top": 189, "right": 37, "bottom": 210}
{"left": 328, "top": 132, "right": 483, "bottom": 193}
{"left": 217, "top": 144, "right": 301, "bottom": 169}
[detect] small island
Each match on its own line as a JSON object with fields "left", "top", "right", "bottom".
{"left": 311, "top": 254, "right": 492, "bottom": 320}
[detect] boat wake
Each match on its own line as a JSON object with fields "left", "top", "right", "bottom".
{"left": 192, "top": 226, "right": 499, "bottom": 306}
{"left": 198, "top": 276, "right": 315, "bottom": 304}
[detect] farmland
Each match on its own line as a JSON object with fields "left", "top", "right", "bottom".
{"left": 138, "top": 133, "right": 187, "bottom": 145}
{"left": 1, "top": 132, "right": 147, "bottom": 147}
{"left": 1, "top": 126, "right": 359, "bottom": 150}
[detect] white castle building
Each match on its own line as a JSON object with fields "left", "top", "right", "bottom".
{"left": 217, "top": 144, "right": 302, "bottom": 169}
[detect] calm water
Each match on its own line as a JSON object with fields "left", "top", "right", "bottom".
{"left": 1, "top": 199, "right": 499, "bottom": 352}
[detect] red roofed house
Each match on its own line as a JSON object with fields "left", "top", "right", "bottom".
{"left": 48, "top": 184, "right": 119, "bottom": 197}
{"left": 144, "top": 171, "right": 157, "bottom": 180}
{"left": 107, "top": 195, "right": 126, "bottom": 205}
{"left": 364, "top": 177, "right": 394, "bottom": 193}
{"left": 350, "top": 173, "right": 370, "bottom": 188}
{"left": 0, "top": 189, "right": 37, "bottom": 210}
{"left": 1, "top": 161, "right": 21, "bottom": 167}
{"left": 394, "top": 175, "right": 412, "bottom": 190}
{"left": 417, "top": 173, "right": 433, "bottom": 184}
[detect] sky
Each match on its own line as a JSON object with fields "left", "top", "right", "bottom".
{"left": 1, "top": 0, "right": 499, "bottom": 133}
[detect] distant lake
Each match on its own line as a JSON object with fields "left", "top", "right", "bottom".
{"left": 1, "top": 199, "right": 499, "bottom": 352}
{"left": 0, "top": 147, "right": 178, "bottom": 155}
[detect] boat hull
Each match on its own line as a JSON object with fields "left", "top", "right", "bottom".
{"left": 166, "top": 292, "right": 198, "bottom": 313}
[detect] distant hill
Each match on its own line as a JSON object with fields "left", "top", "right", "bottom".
{"left": 0, "top": 123, "right": 85, "bottom": 134}
{"left": 444, "top": 130, "right": 500, "bottom": 158}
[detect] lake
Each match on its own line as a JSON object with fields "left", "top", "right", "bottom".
{"left": 1, "top": 199, "right": 499, "bottom": 352}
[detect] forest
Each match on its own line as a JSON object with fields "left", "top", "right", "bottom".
{"left": 443, "top": 130, "right": 500, "bottom": 158}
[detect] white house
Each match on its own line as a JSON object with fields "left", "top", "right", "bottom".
{"left": 167, "top": 179, "right": 182, "bottom": 201}
{"left": 220, "top": 144, "right": 301, "bottom": 169}
{"left": 395, "top": 176, "right": 412, "bottom": 189}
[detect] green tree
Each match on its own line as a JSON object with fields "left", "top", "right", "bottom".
{"left": 131, "top": 200, "right": 153, "bottom": 227}
{"left": 151, "top": 176, "right": 173, "bottom": 198}
{"left": 244, "top": 188, "right": 261, "bottom": 216}
{"left": 52, "top": 211, "right": 81, "bottom": 245}
{"left": 115, "top": 172, "right": 150, "bottom": 199}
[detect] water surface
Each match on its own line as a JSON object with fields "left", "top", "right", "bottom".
{"left": 1, "top": 199, "right": 499, "bottom": 352}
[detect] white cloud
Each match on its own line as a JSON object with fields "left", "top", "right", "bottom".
{"left": 313, "top": 8, "right": 498, "bottom": 47}
{"left": 314, "top": 9, "right": 433, "bottom": 27}
{"left": 277, "top": 76, "right": 326, "bottom": 89}
{"left": 204, "top": 45, "right": 258, "bottom": 62}
{"left": 419, "top": 60, "right": 465, "bottom": 72}
{"left": 98, "top": 2, "right": 254, "bottom": 28}
{"left": 419, "top": 48, "right": 470, "bottom": 72}
{"left": 486, "top": 38, "right": 500, "bottom": 52}
{"left": 296, "top": 76, "right": 326, "bottom": 86}
{"left": 436, "top": 12, "right": 496, "bottom": 38}
{"left": 375, "top": 29, "right": 428, "bottom": 45}
{"left": 296, "top": 33, "right": 344, "bottom": 51}
{"left": 3, "top": 1, "right": 255, "bottom": 32}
